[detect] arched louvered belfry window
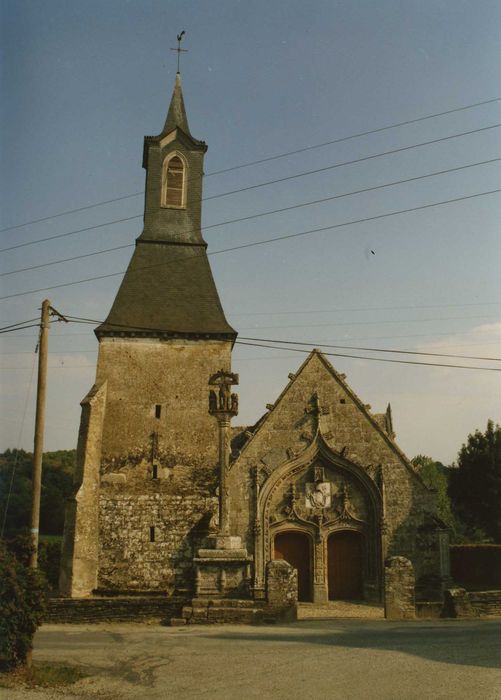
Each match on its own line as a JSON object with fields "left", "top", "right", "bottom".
{"left": 162, "top": 153, "right": 186, "bottom": 208}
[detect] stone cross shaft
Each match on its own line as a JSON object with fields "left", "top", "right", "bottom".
{"left": 208, "top": 370, "right": 239, "bottom": 535}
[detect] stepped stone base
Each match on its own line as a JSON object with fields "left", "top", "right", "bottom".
{"left": 194, "top": 534, "right": 253, "bottom": 598}
{"left": 182, "top": 597, "right": 296, "bottom": 625}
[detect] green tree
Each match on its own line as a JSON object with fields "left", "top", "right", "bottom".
{"left": 412, "top": 455, "right": 457, "bottom": 534}
{"left": 448, "top": 420, "right": 501, "bottom": 543}
{"left": 0, "top": 449, "right": 75, "bottom": 537}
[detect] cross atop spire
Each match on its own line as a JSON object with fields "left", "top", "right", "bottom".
{"left": 170, "top": 30, "right": 188, "bottom": 73}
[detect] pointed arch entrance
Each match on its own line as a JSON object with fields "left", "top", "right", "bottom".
{"left": 273, "top": 531, "right": 312, "bottom": 602}
{"left": 253, "top": 436, "right": 383, "bottom": 603}
{"left": 327, "top": 530, "right": 364, "bottom": 600}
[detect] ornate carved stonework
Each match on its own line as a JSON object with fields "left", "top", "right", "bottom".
{"left": 268, "top": 463, "right": 368, "bottom": 535}
{"left": 305, "top": 482, "right": 331, "bottom": 510}
{"left": 208, "top": 369, "right": 239, "bottom": 417}
{"left": 253, "top": 435, "right": 384, "bottom": 598}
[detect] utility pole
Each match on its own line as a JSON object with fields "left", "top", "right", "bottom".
{"left": 29, "top": 299, "right": 67, "bottom": 568}
{"left": 29, "top": 299, "right": 50, "bottom": 568}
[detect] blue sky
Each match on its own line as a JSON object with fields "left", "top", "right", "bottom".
{"left": 1, "top": 0, "right": 500, "bottom": 463}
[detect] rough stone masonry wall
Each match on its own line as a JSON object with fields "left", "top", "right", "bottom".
{"left": 98, "top": 489, "right": 217, "bottom": 592}
{"left": 92, "top": 338, "right": 230, "bottom": 593}
{"left": 266, "top": 559, "right": 298, "bottom": 620}
{"left": 45, "top": 596, "right": 185, "bottom": 624}
{"left": 96, "top": 338, "right": 231, "bottom": 461}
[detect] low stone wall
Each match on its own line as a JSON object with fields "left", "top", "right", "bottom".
{"left": 45, "top": 596, "right": 185, "bottom": 624}
{"left": 469, "top": 590, "right": 501, "bottom": 617}
{"left": 444, "top": 588, "right": 501, "bottom": 618}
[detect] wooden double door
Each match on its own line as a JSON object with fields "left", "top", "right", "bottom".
{"left": 327, "top": 530, "right": 364, "bottom": 600}
{"left": 273, "top": 531, "right": 312, "bottom": 602}
{"left": 273, "top": 529, "right": 364, "bottom": 602}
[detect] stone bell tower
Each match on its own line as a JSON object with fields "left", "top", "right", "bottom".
{"left": 60, "top": 71, "right": 236, "bottom": 597}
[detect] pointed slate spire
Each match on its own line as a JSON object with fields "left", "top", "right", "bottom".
{"left": 162, "top": 72, "right": 191, "bottom": 136}
{"left": 96, "top": 70, "right": 235, "bottom": 341}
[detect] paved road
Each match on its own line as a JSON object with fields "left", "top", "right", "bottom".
{"left": 4, "top": 619, "right": 501, "bottom": 699}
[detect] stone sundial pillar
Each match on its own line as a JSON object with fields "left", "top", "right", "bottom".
{"left": 208, "top": 369, "right": 239, "bottom": 540}
{"left": 191, "top": 369, "right": 250, "bottom": 600}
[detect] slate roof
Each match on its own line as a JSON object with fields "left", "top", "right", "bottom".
{"left": 95, "top": 240, "right": 236, "bottom": 338}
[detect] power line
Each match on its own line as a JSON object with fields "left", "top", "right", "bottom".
{"left": 3, "top": 315, "right": 498, "bottom": 370}
{"left": 4, "top": 336, "right": 500, "bottom": 355}
{"left": 237, "top": 315, "right": 500, "bottom": 330}
{"left": 207, "top": 96, "right": 501, "bottom": 177}
{"left": 2, "top": 186, "right": 500, "bottom": 301}
{"left": 0, "top": 365, "right": 95, "bottom": 370}
{"left": 0, "top": 319, "right": 64, "bottom": 334}
{"left": 0, "top": 323, "right": 42, "bottom": 334}
{"left": 2, "top": 94, "right": 500, "bottom": 234}
{"left": 235, "top": 340, "right": 501, "bottom": 372}
{"left": 238, "top": 336, "right": 501, "bottom": 362}
{"left": 1, "top": 244, "right": 133, "bottom": 277}
{"left": 2, "top": 123, "right": 500, "bottom": 255}
{"left": 0, "top": 318, "right": 39, "bottom": 331}
{"left": 3, "top": 155, "right": 500, "bottom": 276}
{"left": 59, "top": 315, "right": 501, "bottom": 362}
{"left": 231, "top": 301, "right": 501, "bottom": 316}
{"left": 0, "top": 216, "right": 141, "bottom": 254}
{"left": 0, "top": 330, "right": 496, "bottom": 343}
{"left": 0, "top": 349, "right": 98, "bottom": 355}
{"left": 203, "top": 123, "right": 501, "bottom": 202}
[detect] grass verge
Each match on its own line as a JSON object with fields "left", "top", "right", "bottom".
{"left": 0, "top": 662, "right": 87, "bottom": 688}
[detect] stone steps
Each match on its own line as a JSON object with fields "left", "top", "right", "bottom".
{"left": 182, "top": 597, "right": 289, "bottom": 624}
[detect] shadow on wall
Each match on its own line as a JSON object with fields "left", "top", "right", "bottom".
{"left": 172, "top": 508, "right": 216, "bottom": 594}
{"left": 388, "top": 469, "right": 449, "bottom": 602}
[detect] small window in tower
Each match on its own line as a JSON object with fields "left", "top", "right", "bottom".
{"left": 155, "top": 404, "right": 162, "bottom": 419}
{"left": 164, "top": 155, "right": 185, "bottom": 207}
{"left": 152, "top": 464, "right": 158, "bottom": 480}
{"left": 150, "top": 526, "right": 156, "bottom": 543}
{"left": 340, "top": 398, "right": 346, "bottom": 404}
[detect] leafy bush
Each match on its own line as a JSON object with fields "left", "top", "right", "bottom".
{"left": 5, "top": 534, "right": 62, "bottom": 591}
{"left": 0, "top": 540, "right": 46, "bottom": 670}
{"left": 38, "top": 539, "right": 62, "bottom": 590}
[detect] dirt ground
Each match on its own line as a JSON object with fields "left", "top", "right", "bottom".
{"left": 2, "top": 618, "right": 500, "bottom": 700}
{"left": 297, "top": 600, "right": 384, "bottom": 619}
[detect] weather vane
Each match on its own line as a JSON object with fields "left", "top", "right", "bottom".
{"left": 170, "top": 30, "right": 188, "bottom": 73}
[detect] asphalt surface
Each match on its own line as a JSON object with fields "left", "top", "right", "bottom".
{"left": 3, "top": 619, "right": 501, "bottom": 699}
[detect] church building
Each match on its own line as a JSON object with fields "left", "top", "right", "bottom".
{"left": 60, "top": 70, "right": 450, "bottom": 614}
